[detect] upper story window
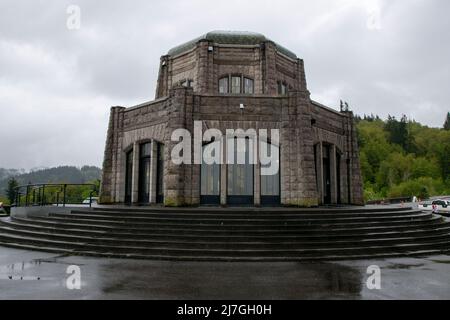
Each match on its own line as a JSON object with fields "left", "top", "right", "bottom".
{"left": 219, "top": 75, "right": 254, "bottom": 95}
{"left": 219, "top": 77, "right": 229, "bottom": 94}
{"left": 277, "top": 81, "right": 287, "bottom": 95}
{"left": 231, "top": 76, "right": 241, "bottom": 94}
{"left": 244, "top": 78, "right": 254, "bottom": 94}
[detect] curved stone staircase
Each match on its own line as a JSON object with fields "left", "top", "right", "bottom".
{"left": 0, "top": 206, "right": 449, "bottom": 261}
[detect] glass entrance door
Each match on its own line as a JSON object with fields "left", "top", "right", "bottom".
{"left": 200, "top": 142, "right": 221, "bottom": 205}
{"left": 124, "top": 150, "right": 133, "bottom": 204}
{"left": 227, "top": 137, "right": 254, "bottom": 205}
{"left": 138, "top": 143, "right": 151, "bottom": 203}
{"left": 261, "top": 143, "right": 280, "bottom": 206}
{"left": 323, "top": 145, "right": 331, "bottom": 204}
{"left": 156, "top": 143, "right": 164, "bottom": 204}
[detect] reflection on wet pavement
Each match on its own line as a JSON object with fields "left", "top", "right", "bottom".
{"left": 0, "top": 247, "right": 449, "bottom": 300}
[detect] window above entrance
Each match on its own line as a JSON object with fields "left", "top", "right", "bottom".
{"left": 219, "top": 75, "right": 254, "bottom": 95}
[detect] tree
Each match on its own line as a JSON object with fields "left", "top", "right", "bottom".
{"left": 5, "top": 177, "right": 19, "bottom": 205}
{"left": 444, "top": 112, "right": 450, "bottom": 131}
{"left": 384, "top": 114, "right": 417, "bottom": 153}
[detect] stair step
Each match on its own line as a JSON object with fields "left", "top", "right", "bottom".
{"left": 0, "top": 224, "right": 449, "bottom": 249}
{"left": 0, "top": 240, "right": 447, "bottom": 262}
{"left": 2, "top": 218, "right": 449, "bottom": 241}
{"left": 0, "top": 230, "right": 448, "bottom": 258}
{"left": 72, "top": 208, "right": 420, "bottom": 219}
{"left": 53, "top": 212, "right": 431, "bottom": 225}
{"left": 10, "top": 215, "right": 446, "bottom": 234}
{"left": 91, "top": 206, "right": 414, "bottom": 214}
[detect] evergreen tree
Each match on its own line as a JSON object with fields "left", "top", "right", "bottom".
{"left": 444, "top": 112, "right": 450, "bottom": 130}
{"left": 5, "top": 177, "right": 19, "bottom": 205}
{"left": 385, "top": 114, "right": 410, "bottom": 150}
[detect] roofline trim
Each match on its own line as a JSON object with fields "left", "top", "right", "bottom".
{"left": 167, "top": 31, "right": 298, "bottom": 59}
{"left": 311, "top": 100, "right": 346, "bottom": 117}
{"left": 126, "top": 96, "right": 169, "bottom": 111}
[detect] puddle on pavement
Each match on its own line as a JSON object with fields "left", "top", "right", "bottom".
{"left": 385, "top": 263, "right": 426, "bottom": 270}
{"left": 0, "top": 254, "right": 71, "bottom": 281}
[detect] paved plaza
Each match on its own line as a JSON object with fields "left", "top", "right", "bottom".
{"left": 0, "top": 246, "right": 449, "bottom": 300}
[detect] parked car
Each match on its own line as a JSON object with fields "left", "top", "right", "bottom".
{"left": 82, "top": 197, "right": 99, "bottom": 205}
{"left": 419, "top": 199, "right": 450, "bottom": 215}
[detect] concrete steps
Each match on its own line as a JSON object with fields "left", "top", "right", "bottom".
{"left": 0, "top": 206, "right": 448, "bottom": 261}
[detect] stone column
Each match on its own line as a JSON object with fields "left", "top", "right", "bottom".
{"left": 149, "top": 141, "right": 157, "bottom": 204}
{"left": 348, "top": 113, "right": 364, "bottom": 205}
{"left": 155, "top": 55, "right": 170, "bottom": 99}
{"left": 220, "top": 136, "right": 227, "bottom": 206}
{"left": 131, "top": 142, "right": 140, "bottom": 204}
{"left": 254, "top": 145, "right": 261, "bottom": 207}
{"left": 289, "top": 91, "right": 319, "bottom": 207}
{"left": 99, "top": 106, "right": 125, "bottom": 204}
{"left": 316, "top": 142, "right": 324, "bottom": 205}
{"left": 261, "top": 41, "right": 278, "bottom": 95}
{"left": 280, "top": 101, "right": 291, "bottom": 205}
{"left": 196, "top": 40, "right": 213, "bottom": 94}
{"left": 163, "top": 87, "right": 190, "bottom": 206}
{"left": 330, "top": 144, "right": 337, "bottom": 204}
{"left": 340, "top": 111, "right": 364, "bottom": 205}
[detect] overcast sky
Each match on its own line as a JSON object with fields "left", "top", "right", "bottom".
{"left": 0, "top": 0, "right": 449, "bottom": 170}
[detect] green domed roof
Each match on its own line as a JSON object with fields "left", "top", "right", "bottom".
{"left": 168, "top": 30, "right": 297, "bottom": 60}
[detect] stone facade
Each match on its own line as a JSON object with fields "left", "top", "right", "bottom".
{"left": 100, "top": 31, "right": 364, "bottom": 207}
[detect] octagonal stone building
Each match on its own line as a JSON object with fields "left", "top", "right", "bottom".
{"left": 99, "top": 31, "right": 364, "bottom": 207}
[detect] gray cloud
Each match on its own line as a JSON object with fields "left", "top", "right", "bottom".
{"left": 0, "top": 0, "right": 448, "bottom": 170}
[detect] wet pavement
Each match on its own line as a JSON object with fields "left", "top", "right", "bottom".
{"left": 0, "top": 247, "right": 449, "bottom": 299}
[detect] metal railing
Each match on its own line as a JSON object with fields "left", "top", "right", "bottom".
{"left": 14, "top": 183, "right": 98, "bottom": 208}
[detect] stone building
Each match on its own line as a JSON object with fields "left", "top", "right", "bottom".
{"left": 99, "top": 31, "right": 364, "bottom": 207}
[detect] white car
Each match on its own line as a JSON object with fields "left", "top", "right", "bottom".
{"left": 419, "top": 199, "right": 450, "bottom": 215}
{"left": 82, "top": 197, "right": 99, "bottom": 205}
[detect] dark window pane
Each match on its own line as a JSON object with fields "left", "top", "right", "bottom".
{"left": 277, "top": 81, "right": 287, "bottom": 95}
{"left": 140, "top": 143, "right": 151, "bottom": 157}
{"left": 157, "top": 144, "right": 164, "bottom": 198}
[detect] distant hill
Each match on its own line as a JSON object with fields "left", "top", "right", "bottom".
{"left": 0, "top": 166, "right": 102, "bottom": 196}
{"left": 0, "top": 168, "right": 26, "bottom": 181}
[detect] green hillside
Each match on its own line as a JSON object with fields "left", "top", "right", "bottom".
{"left": 356, "top": 113, "right": 450, "bottom": 201}
{"left": 0, "top": 166, "right": 102, "bottom": 203}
